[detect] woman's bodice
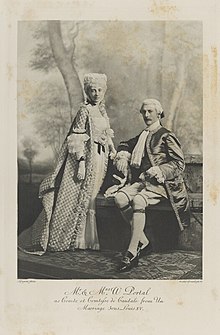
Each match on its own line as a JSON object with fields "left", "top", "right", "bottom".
{"left": 91, "top": 116, "right": 108, "bottom": 141}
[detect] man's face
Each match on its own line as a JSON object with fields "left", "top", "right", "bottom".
{"left": 140, "top": 104, "right": 159, "bottom": 127}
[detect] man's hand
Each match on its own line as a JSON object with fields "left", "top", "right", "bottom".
{"left": 115, "top": 158, "right": 128, "bottom": 175}
{"left": 104, "top": 174, "right": 127, "bottom": 198}
{"left": 141, "top": 167, "right": 165, "bottom": 184}
{"left": 112, "top": 174, "right": 127, "bottom": 188}
{"left": 145, "top": 167, "right": 158, "bottom": 178}
{"left": 139, "top": 172, "right": 146, "bottom": 182}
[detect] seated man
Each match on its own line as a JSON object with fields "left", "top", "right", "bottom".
{"left": 110, "top": 98, "right": 190, "bottom": 272}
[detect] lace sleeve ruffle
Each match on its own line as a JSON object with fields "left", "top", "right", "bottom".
{"left": 67, "top": 128, "right": 90, "bottom": 160}
{"left": 141, "top": 166, "right": 165, "bottom": 184}
{"left": 106, "top": 128, "right": 114, "bottom": 138}
{"left": 115, "top": 150, "right": 131, "bottom": 161}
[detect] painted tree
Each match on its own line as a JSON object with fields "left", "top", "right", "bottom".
{"left": 22, "top": 138, "right": 38, "bottom": 184}
{"left": 30, "top": 21, "right": 83, "bottom": 121}
{"left": 28, "top": 81, "right": 71, "bottom": 159}
{"left": 26, "top": 20, "right": 202, "bottom": 155}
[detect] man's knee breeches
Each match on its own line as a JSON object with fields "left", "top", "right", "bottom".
{"left": 115, "top": 190, "right": 148, "bottom": 212}
{"left": 114, "top": 182, "right": 164, "bottom": 213}
{"left": 132, "top": 194, "right": 148, "bottom": 212}
{"left": 114, "top": 190, "right": 132, "bottom": 211}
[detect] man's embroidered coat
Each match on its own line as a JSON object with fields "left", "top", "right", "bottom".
{"left": 118, "top": 126, "right": 190, "bottom": 230}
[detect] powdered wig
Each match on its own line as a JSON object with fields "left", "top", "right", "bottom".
{"left": 140, "top": 98, "right": 165, "bottom": 118}
{"left": 83, "top": 73, "right": 107, "bottom": 95}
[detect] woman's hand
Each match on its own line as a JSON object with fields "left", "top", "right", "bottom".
{"left": 108, "top": 139, "right": 117, "bottom": 160}
{"left": 109, "top": 146, "right": 117, "bottom": 160}
{"left": 77, "top": 160, "right": 86, "bottom": 181}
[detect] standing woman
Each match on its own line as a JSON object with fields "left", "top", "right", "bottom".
{"left": 19, "top": 73, "right": 116, "bottom": 255}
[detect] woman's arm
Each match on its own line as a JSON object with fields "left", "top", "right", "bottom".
{"left": 67, "top": 107, "right": 89, "bottom": 159}
{"left": 67, "top": 106, "right": 89, "bottom": 180}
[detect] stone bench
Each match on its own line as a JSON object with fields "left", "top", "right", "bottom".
{"left": 96, "top": 154, "right": 203, "bottom": 252}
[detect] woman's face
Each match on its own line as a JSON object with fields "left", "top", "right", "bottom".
{"left": 86, "top": 84, "right": 106, "bottom": 105}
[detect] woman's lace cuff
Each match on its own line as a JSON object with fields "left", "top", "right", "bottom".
{"left": 105, "top": 128, "right": 114, "bottom": 138}
{"left": 67, "top": 131, "right": 90, "bottom": 159}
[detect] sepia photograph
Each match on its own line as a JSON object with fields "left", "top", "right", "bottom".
{"left": 2, "top": 0, "right": 220, "bottom": 334}
{"left": 17, "top": 20, "right": 203, "bottom": 280}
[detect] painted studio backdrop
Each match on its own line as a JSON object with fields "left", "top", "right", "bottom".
{"left": 17, "top": 20, "right": 202, "bottom": 239}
